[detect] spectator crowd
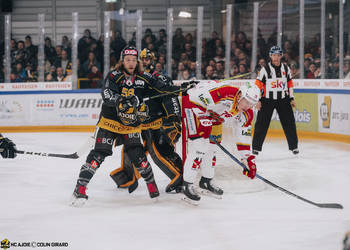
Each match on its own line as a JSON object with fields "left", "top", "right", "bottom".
{"left": 1, "top": 26, "right": 349, "bottom": 86}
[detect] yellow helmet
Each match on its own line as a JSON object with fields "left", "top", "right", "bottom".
{"left": 140, "top": 48, "right": 156, "bottom": 61}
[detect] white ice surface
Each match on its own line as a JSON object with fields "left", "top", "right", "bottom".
{"left": 0, "top": 132, "right": 349, "bottom": 250}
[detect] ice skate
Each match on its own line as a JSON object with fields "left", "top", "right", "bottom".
{"left": 165, "top": 177, "right": 183, "bottom": 193}
{"left": 71, "top": 183, "right": 88, "bottom": 207}
{"left": 198, "top": 177, "right": 223, "bottom": 199}
{"left": 182, "top": 181, "right": 200, "bottom": 206}
{"left": 292, "top": 148, "right": 299, "bottom": 155}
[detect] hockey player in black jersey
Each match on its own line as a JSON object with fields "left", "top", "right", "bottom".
{"left": 71, "top": 46, "right": 190, "bottom": 206}
{"left": 110, "top": 48, "right": 183, "bottom": 194}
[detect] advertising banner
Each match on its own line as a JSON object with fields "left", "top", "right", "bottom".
{"left": 0, "top": 82, "right": 72, "bottom": 91}
{"left": 268, "top": 93, "right": 318, "bottom": 132}
{"left": 0, "top": 93, "right": 102, "bottom": 126}
{"left": 318, "top": 94, "right": 350, "bottom": 135}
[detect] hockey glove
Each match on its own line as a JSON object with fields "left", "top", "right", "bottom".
{"left": 181, "top": 80, "right": 199, "bottom": 95}
{"left": 123, "top": 95, "right": 140, "bottom": 108}
{"left": 160, "top": 116, "right": 182, "bottom": 145}
{"left": 242, "top": 155, "right": 256, "bottom": 179}
{"left": 118, "top": 95, "right": 140, "bottom": 112}
{"left": 207, "top": 109, "right": 224, "bottom": 124}
{"left": 0, "top": 137, "right": 17, "bottom": 159}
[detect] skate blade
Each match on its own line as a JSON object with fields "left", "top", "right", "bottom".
{"left": 70, "top": 196, "right": 87, "bottom": 207}
{"left": 198, "top": 189, "right": 223, "bottom": 199}
{"left": 181, "top": 196, "right": 200, "bottom": 206}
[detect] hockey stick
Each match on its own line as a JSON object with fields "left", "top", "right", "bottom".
{"left": 13, "top": 135, "right": 95, "bottom": 160}
{"left": 143, "top": 81, "right": 199, "bottom": 102}
{"left": 15, "top": 150, "right": 79, "bottom": 159}
{"left": 217, "top": 72, "right": 253, "bottom": 82}
{"left": 213, "top": 140, "right": 343, "bottom": 209}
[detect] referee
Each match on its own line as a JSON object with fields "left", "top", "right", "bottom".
{"left": 252, "top": 45, "right": 299, "bottom": 155}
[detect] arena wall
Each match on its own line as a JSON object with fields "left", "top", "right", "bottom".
{"left": 1, "top": 80, "right": 350, "bottom": 143}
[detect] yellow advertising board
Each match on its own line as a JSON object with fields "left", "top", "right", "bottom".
{"left": 259, "top": 93, "right": 318, "bottom": 132}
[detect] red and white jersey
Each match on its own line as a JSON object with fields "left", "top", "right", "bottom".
{"left": 182, "top": 84, "right": 254, "bottom": 160}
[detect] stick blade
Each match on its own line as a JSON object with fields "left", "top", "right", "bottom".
{"left": 316, "top": 203, "right": 343, "bottom": 209}
{"left": 48, "top": 152, "right": 79, "bottom": 159}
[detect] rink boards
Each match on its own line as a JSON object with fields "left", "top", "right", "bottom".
{"left": 1, "top": 80, "right": 350, "bottom": 142}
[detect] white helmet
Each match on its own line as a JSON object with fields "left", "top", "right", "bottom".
{"left": 239, "top": 83, "right": 261, "bottom": 105}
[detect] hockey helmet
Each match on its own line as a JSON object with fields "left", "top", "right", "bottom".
{"left": 269, "top": 45, "right": 283, "bottom": 57}
{"left": 239, "top": 83, "right": 261, "bottom": 105}
{"left": 121, "top": 46, "right": 138, "bottom": 60}
{"left": 140, "top": 48, "right": 156, "bottom": 60}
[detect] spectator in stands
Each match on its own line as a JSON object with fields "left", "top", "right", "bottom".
{"left": 13, "top": 41, "right": 28, "bottom": 67}
{"left": 179, "top": 52, "right": 190, "bottom": 67}
{"left": 158, "top": 55, "right": 166, "bottom": 69}
{"left": 56, "top": 67, "right": 65, "bottom": 82}
{"left": 44, "top": 37, "right": 56, "bottom": 64}
{"left": 155, "top": 29, "right": 167, "bottom": 52}
{"left": 207, "top": 31, "right": 219, "bottom": 58}
{"left": 257, "top": 28, "right": 268, "bottom": 59}
{"left": 215, "top": 61, "right": 225, "bottom": 79}
{"left": 204, "top": 65, "right": 216, "bottom": 80}
{"left": 14, "top": 62, "right": 26, "bottom": 82}
{"left": 55, "top": 45, "right": 63, "bottom": 60}
{"left": 304, "top": 57, "right": 312, "bottom": 76}
{"left": 61, "top": 35, "right": 71, "bottom": 58}
{"left": 239, "top": 63, "right": 248, "bottom": 75}
{"left": 182, "top": 69, "right": 191, "bottom": 81}
{"left": 24, "top": 35, "right": 38, "bottom": 66}
{"left": 82, "top": 52, "right": 101, "bottom": 77}
{"left": 173, "top": 28, "right": 185, "bottom": 60}
{"left": 78, "top": 29, "right": 96, "bottom": 63}
{"left": 155, "top": 62, "right": 166, "bottom": 75}
{"left": 87, "top": 65, "right": 103, "bottom": 88}
{"left": 128, "top": 32, "right": 136, "bottom": 47}
{"left": 111, "top": 30, "right": 126, "bottom": 62}
{"left": 184, "top": 42, "right": 196, "bottom": 61}
{"left": 344, "top": 61, "right": 350, "bottom": 79}
{"left": 54, "top": 49, "right": 71, "bottom": 75}
{"left": 45, "top": 65, "right": 57, "bottom": 81}
{"left": 10, "top": 73, "right": 19, "bottom": 82}
{"left": 255, "top": 58, "right": 266, "bottom": 73}
{"left": 236, "top": 31, "right": 250, "bottom": 55}
{"left": 64, "top": 69, "right": 73, "bottom": 82}
{"left": 214, "top": 47, "right": 225, "bottom": 62}
{"left": 176, "top": 62, "right": 186, "bottom": 80}
{"left": 10, "top": 39, "right": 17, "bottom": 67}
{"left": 188, "top": 61, "right": 197, "bottom": 78}
{"left": 229, "top": 60, "right": 238, "bottom": 76}
{"left": 96, "top": 35, "right": 104, "bottom": 70}
{"left": 184, "top": 33, "right": 194, "bottom": 45}
{"left": 145, "top": 28, "right": 157, "bottom": 44}
{"left": 24, "top": 63, "right": 37, "bottom": 82}
{"left": 306, "top": 62, "right": 317, "bottom": 79}
{"left": 44, "top": 60, "right": 51, "bottom": 78}
{"left": 290, "top": 62, "right": 300, "bottom": 78}
{"left": 208, "top": 59, "right": 216, "bottom": 69}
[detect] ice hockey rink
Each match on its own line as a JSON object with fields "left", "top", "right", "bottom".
{"left": 0, "top": 132, "right": 349, "bottom": 250}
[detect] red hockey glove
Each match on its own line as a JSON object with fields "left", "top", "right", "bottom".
{"left": 242, "top": 155, "right": 256, "bottom": 179}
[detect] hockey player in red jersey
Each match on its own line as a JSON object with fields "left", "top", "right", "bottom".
{"left": 181, "top": 83, "right": 260, "bottom": 204}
